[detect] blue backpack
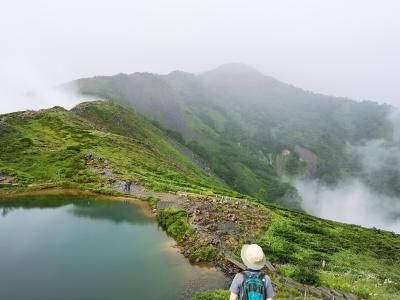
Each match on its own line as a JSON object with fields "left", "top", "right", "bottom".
{"left": 239, "top": 271, "right": 267, "bottom": 300}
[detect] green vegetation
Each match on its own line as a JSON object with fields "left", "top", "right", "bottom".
{"left": 153, "top": 192, "right": 400, "bottom": 298}
{"left": 157, "top": 208, "right": 218, "bottom": 262}
{"left": 0, "top": 102, "right": 237, "bottom": 197}
{"left": 191, "top": 290, "right": 230, "bottom": 300}
{"left": 157, "top": 208, "right": 195, "bottom": 242}
{"left": 143, "top": 196, "right": 160, "bottom": 208}
{"left": 190, "top": 204, "right": 400, "bottom": 299}
{"left": 258, "top": 207, "right": 400, "bottom": 299}
{"left": 191, "top": 284, "right": 317, "bottom": 300}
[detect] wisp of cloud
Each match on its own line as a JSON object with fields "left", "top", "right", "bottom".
{"left": 0, "top": 60, "right": 91, "bottom": 114}
{"left": 296, "top": 179, "right": 400, "bottom": 233}
{"left": 296, "top": 110, "right": 400, "bottom": 233}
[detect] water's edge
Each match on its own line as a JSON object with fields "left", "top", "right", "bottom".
{"left": 0, "top": 188, "right": 230, "bottom": 297}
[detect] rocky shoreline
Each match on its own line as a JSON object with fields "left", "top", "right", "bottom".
{"left": 0, "top": 181, "right": 361, "bottom": 300}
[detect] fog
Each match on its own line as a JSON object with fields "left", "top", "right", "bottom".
{"left": 1, "top": 0, "right": 400, "bottom": 114}
{"left": 296, "top": 179, "right": 400, "bottom": 233}
{"left": 0, "top": 60, "right": 88, "bottom": 114}
{"left": 296, "top": 110, "right": 400, "bottom": 233}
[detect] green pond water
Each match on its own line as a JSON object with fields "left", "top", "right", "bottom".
{"left": 0, "top": 194, "right": 228, "bottom": 300}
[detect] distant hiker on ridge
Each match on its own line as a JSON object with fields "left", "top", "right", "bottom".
{"left": 123, "top": 182, "right": 128, "bottom": 192}
{"left": 127, "top": 181, "right": 132, "bottom": 192}
{"left": 128, "top": 181, "right": 132, "bottom": 192}
{"left": 123, "top": 181, "right": 132, "bottom": 192}
{"left": 229, "top": 244, "right": 274, "bottom": 300}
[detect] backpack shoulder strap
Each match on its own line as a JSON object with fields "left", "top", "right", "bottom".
{"left": 241, "top": 271, "right": 249, "bottom": 281}
{"left": 239, "top": 272, "right": 249, "bottom": 300}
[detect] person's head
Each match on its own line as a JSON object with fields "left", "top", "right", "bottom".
{"left": 241, "top": 244, "right": 266, "bottom": 270}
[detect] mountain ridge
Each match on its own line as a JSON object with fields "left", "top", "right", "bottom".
{"left": 68, "top": 63, "right": 396, "bottom": 210}
{"left": 0, "top": 101, "right": 235, "bottom": 197}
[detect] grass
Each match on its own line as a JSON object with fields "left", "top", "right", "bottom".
{"left": 258, "top": 206, "right": 400, "bottom": 299}
{"left": 191, "top": 290, "right": 230, "bottom": 300}
{"left": 155, "top": 197, "right": 400, "bottom": 299}
{"left": 157, "top": 208, "right": 220, "bottom": 263}
{"left": 0, "top": 102, "right": 238, "bottom": 197}
{"left": 157, "top": 208, "right": 195, "bottom": 242}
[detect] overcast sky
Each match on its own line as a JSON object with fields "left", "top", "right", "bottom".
{"left": 1, "top": 0, "right": 399, "bottom": 113}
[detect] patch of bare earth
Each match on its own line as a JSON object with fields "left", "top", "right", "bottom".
{"left": 84, "top": 156, "right": 359, "bottom": 299}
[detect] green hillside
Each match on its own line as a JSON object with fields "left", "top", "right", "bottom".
{"left": 70, "top": 63, "right": 395, "bottom": 209}
{"left": 1, "top": 100, "right": 399, "bottom": 299}
{"left": 0, "top": 101, "right": 235, "bottom": 196}
{"left": 155, "top": 190, "right": 400, "bottom": 299}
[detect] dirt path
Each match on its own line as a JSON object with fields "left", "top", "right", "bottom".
{"left": 85, "top": 156, "right": 359, "bottom": 300}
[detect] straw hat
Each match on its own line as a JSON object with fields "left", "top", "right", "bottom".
{"left": 241, "top": 244, "right": 266, "bottom": 270}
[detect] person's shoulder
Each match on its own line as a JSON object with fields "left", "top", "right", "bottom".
{"left": 233, "top": 272, "right": 245, "bottom": 281}
{"left": 263, "top": 273, "right": 272, "bottom": 283}
{"left": 230, "top": 272, "right": 245, "bottom": 292}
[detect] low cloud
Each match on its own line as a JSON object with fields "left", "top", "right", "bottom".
{"left": 296, "top": 110, "right": 400, "bottom": 233}
{"left": 295, "top": 179, "right": 400, "bottom": 233}
{"left": 0, "top": 61, "right": 92, "bottom": 114}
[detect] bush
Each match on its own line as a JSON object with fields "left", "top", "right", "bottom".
{"left": 66, "top": 144, "right": 81, "bottom": 152}
{"left": 293, "top": 265, "right": 320, "bottom": 285}
{"left": 19, "top": 137, "right": 33, "bottom": 147}
{"left": 189, "top": 245, "right": 218, "bottom": 262}
{"left": 157, "top": 208, "right": 195, "bottom": 241}
{"left": 145, "top": 196, "right": 160, "bottom": 208}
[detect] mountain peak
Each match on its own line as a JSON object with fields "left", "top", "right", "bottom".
{"left": 209, "top": 63, "right": 261, "bottom": 75}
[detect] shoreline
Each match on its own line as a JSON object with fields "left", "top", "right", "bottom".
{"left": 0, "top": 186, "right": 367, "bottom": 300}
{"left": 0, "top": 187, "right": 230, "bottom": 299}
{"left": 0, "top": 187, "right": 157, "bottom": 220}
{"left": 0, "top": 186, "right": 227, "bottom": 270}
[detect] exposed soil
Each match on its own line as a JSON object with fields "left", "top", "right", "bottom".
{"left": 0, "top": 173, "right": 15, "bottom": 184}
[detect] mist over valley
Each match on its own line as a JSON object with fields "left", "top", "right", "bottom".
{"left": 2, "top": 2, "right": 400, "bottom": 299}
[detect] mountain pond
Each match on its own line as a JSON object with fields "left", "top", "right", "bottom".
{"left": 0, "top": 193, "right": 229, "bottom": 300}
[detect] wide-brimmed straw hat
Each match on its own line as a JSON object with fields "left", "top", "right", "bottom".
{"left": 241, "top": 244, "right": 266, "bottom": 270}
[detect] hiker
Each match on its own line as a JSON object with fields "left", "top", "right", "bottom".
{"left": 229, "top": 244, "right": 274, "bottom": 300}
{"left": 127, "top": 181, "right": 132, "bottom": 192}
{"left": 123, "top": 182, "right": 128, "bottom": 192}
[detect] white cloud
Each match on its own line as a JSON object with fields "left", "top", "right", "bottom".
{"left": 295, "top": 179, "right": 400, "bottom": 233}
{"left": 0, "top": 60, "right": 94, "bottom": 114}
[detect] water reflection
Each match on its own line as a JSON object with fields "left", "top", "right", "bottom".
{"left": 69, "top": 200, "right": 153, "bottom": 225}
{"left": 0, "top": 194, "right": 152, "bottom": 225}
{"left": 0, "top": 193, "right": 228, "bottom": 300}
{"left": 2, "top": 207, "right": 15, "bottom": 216}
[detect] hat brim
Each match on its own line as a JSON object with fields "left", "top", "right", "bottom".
{"left": 241, "top": 244, "right": 266, "bottom": 270}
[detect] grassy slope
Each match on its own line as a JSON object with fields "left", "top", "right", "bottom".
{"left": 1, "top": 101, "right": 399, "bottom": 299}
{"left": 190, "top": 206, "right": 400, "bottom": 299}
{"left": 159, "top": 197, "right": 399, "bottom": 299}
{"left": 0, "top": 101, "right": 235, "bottom": 196}
{"left": 262, "top": 207, "right": 400, "bottom": 299}
{"left": 157, "top": 197, "right": 400, "bottom": 299}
